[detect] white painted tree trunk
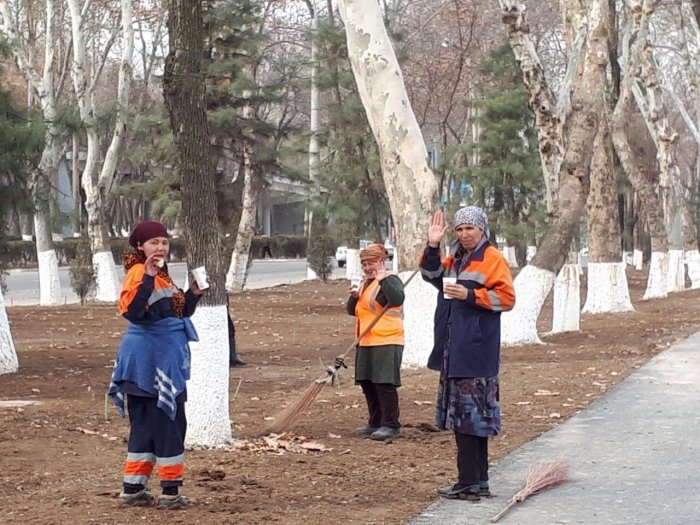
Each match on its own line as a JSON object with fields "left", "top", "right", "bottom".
{"left": 582, "top": 262, "right": 634, "bottom": 313}
{"left": 501, "top": 265, "right": 556, "bottom": 346}
{"left": 667, "top": 249, "right": 685, "bottom": 293}
{"left": 338, "top": 0, "right": 438, "bottom": 269}
{"left": 643, "top": 251, "right": 669, "bottom": 299}
{"left": 37, "top": 250, "right": 62, "bottom": 306}
{"left": 345, "top": 249, "right": 361, "bottom": 280}
{"left": 502, "top": 246, "right": 519, "bottom": 268}
{"left": 526, "top": 245, "right": 537, "bottom": 263}
{"left": 686, "top": 250, "right": 700, "bottom": 289}
{"left": 401, "top": 272, "right": 437, "bottom": 368}
{"left": 0, "top": 287, "right": 18, "bottom": 375}
{"left": 93, "top": 251, "right": 121, "bottom": 302}
{"left": 185, "top": 305, "right": 232, "bottom": 446}
{"left": 550, "top": 263, "right": 580, "bottom": 334}
{"left": 634, "top": 249, "right": 644, "bottom": 270}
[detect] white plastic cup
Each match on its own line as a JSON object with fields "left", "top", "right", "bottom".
{"left": 350, "top": 275, "right": 362, "bottom": 292}
{"left": 191, "top": 266, "right": 210, "bottom": 290}
{"left": 442, "top": 276, "right": 457, "bottom": 299}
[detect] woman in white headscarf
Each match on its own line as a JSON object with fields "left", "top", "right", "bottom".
{"left": 420, "top": 207, "right": 515, "bottom": 501}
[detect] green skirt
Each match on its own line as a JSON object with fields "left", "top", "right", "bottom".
{"left": 354, "top": 344, "right": 403, "bottom": 386}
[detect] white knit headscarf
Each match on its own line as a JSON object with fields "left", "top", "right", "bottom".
{"left": 453, "top": 206, "right": 490, "bottom": 239}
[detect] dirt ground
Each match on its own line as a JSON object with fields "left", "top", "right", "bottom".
{"left": 1, "top": 268, "right": 699, "bottom": 525}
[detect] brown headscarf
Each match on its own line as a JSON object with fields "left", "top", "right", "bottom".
{"left": 360, "top": 243, "right": 388, "bottom": 263}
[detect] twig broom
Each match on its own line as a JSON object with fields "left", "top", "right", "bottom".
{"left": 262, "top": 269, "right": 420, "bottom": 434}
{"left": 490, "top": 460, "right": 570, "bottom": 523}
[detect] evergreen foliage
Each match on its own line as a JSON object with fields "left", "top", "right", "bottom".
{"left": 69, "top": 239, "right": 95, "bottom": 305}
{"left": 0, "top": 82, "right": 44, "bottom": 291}
{"left": 306, "top": 216, "right": 335, "bottom": 281}
{"left": 204, "top": 0, "right": 304, "bottom": 232}
{"left": 311, "top": 15, "right": 391, "bottom": 247}
{"left": 453, "top": 43, "right": 546, "bottom": 261}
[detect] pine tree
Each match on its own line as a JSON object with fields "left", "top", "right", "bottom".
{"left": 312, "top": 14, "right": 390, "bottom": 246}
{"left": 457, "top": 43, "right": 546, "bottom": 261}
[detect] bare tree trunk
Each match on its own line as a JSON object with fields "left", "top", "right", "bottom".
{"left": 226, "top": 126, "right": 261, "bottom": 292}
{"left": 338, "top": 0, "right": 438, "bottom": 269}
{"left": 97, "top": 0, "right": 134, "bottom": 192}
{"left": 499, "top": 0, "right": 565, "bottom": 215}
{"left": 71, "top": 134, "right": 81, "bottom": 234}
{"left": 164, "top": 0, "right": 231, "bottom": 447}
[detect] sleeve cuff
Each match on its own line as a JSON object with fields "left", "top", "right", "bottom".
{"left": 466, "top": 289, "right": 476, "bottom": 304}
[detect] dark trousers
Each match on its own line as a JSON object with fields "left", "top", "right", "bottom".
{"left": 359, "top": 381, "right": 400, "bottom": 428}
{"left": 454, "top": 431, "right": 488, "bottom": 488}
{"left": 125, "top": 395, "right": 187, "bottom": 490}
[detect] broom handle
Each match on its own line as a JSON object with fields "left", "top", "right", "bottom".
{"left": 490, "top": 499, "right": 519, "bottom": 523}
{"left": 337, "top": 268, "right": 420, "bottom": 362}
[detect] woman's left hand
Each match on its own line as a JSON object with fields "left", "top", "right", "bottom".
{"left": 444, "top": 282, "right": 469, "bottom": 300}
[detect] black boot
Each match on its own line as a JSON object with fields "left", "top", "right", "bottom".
{"left": 229, "top": 338, "right": 247, "bottom": 368}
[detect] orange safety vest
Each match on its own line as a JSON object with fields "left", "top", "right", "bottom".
{"left": 355, "top": 278, "right": 405, "bottom": 346}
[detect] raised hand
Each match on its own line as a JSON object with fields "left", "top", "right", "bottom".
{"left": 428, "top": 210, "right": 448, "bottom": 248}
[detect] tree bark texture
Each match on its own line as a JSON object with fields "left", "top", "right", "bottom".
{"left": 529, "top": 0, "right": 609, "bottom": 274}
{"left": 499, "top": 0, "right": 564, "bottom": 215}
{"left": 97, "top": 0, "right": 134, "bottom": 192}
{"left": 587, "top": 112, "right": 622, "bottom": 262}
{"left": 227, "top": 123, "right": 261, "bottom": 292}
{"left": 338, "top": 0, "right": 438, "bottom": 270}
{"left": 163, "top": 0, "right": 225, "bottom": 307}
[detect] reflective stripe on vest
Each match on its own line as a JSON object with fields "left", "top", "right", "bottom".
{"left": 355, "top": 278, "right": 404, "bottom": 347}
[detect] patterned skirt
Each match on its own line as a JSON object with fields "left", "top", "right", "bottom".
{"left": 435, "top": 341, "right": 501, "bottom": 437}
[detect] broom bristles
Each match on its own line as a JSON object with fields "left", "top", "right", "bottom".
{"left": 491, "top": 460, "right": 570, "bottom": 523}
{"left": 262, "top": 380, "right": 327, "bottom": 434}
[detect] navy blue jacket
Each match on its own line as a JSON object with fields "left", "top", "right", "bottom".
{"left": 420, "top": 240, "right": 515, "bottom": 378}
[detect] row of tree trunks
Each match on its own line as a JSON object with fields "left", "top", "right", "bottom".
{"left": 611, "top": 0, "right": 668, "bottom": 300}
{"left": 501, "top": 0, "right": 608, "bottom": 345}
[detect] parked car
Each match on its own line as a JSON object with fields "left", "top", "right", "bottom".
{"left": 336, "top": 240, "right": 394, "bottom": 268}
{"left": 335, "top": 246, "right": 347, "bottom": 267}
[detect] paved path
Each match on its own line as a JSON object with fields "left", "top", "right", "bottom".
{"left": 409, "top": 331, "right": 700, "bottom": 525}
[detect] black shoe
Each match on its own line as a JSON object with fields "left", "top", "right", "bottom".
{"left": 440, "top": 484, "right": 481, "bottom": 501}
{"left": 369, "top": 426, "right": 401, "bottom": 441}
{"left": 354, "top": 425, "right": 380, "bottom": 436}
{"left": 229, "top": 356, "right": 247, "bottom": 368}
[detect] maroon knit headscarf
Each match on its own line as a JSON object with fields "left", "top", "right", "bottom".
{"left": 128, "top": 221, "right": 169, "bottom": 249}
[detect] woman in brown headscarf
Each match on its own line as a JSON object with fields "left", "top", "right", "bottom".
{"left": 345, "top": 243, "right": 405, "bottom": 440}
